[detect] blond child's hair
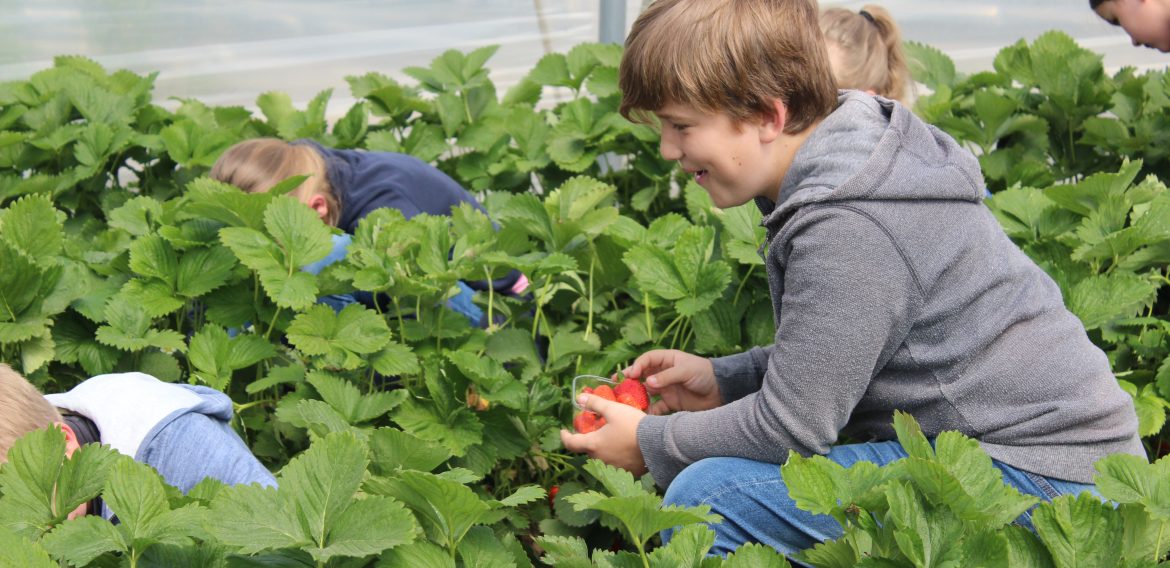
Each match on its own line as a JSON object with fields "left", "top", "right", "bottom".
{"left": 0, "top": 364, "right": 63, "bottom": 463}
{"left": 619, "top": 0, "right": 838, "bottom": 134}
{"left": 820, "top": 5, "right": 911, "bottom": 104}
{"left": 210, "top": 138, "right": 341, "bottom": 226}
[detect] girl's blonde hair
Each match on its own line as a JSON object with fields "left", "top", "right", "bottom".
{"left": 210, "top": 138, "right": 340, "bottom": 226}
{"left": 0, "top": 364, "right": 63, "bottom": 463}
{"left": 619, "top": 0, "right": 837, "bottom": 134}
{"left": 820, "top": 5, "right": 912, "bottom": 104}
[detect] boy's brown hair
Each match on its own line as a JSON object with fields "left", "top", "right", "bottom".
{"left": 210, "top": 138, "right": 341, "bottom": 226}
{"left": 619, "top": 0, "right": 838, "bottom": 134}
{"left": 0, "top": 364, "right": 63, "bottom": 463}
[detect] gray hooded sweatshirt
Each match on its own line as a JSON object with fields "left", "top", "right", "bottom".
{"left": 636, "top": 91, "right": 1145, "bottom": 488}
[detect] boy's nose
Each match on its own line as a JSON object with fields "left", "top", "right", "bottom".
{"left": 659, "top": 135, "right": 682, "bottom": 161}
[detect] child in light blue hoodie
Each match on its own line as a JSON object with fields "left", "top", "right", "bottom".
{"left": 1, "top": 365, "right": 275, "bottom": 521}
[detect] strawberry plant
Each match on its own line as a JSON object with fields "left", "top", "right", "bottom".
{"left": 781, "top": 412, "right": 1170, "bottom": 567}
{"left": 0, "top": 33, "right": 1168, "bottom": 565}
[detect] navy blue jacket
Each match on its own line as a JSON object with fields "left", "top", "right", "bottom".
{"left": 295, "top": 140, "right": 521, "bottom": 293}
{"left": 297, "top": 140, "right": 487, "bottom": 232}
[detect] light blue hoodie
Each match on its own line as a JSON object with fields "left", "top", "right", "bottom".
{"left": 46, "top": 373, "right": 276, "bottom": 519}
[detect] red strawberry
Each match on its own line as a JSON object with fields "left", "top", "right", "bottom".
{"left": 614, "top": 378, "right": 649, "bottom": 411}
{"left": 573, "top": 410, "right": 606, "bottom": 433}
{"left": 548, "top": 485, "right": 559, "bottom": 510}
{"left": 591, "top": 384, "right": 617, "bottom": 402}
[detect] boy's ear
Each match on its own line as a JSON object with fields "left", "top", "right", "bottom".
{"left": 759, "top": 98, "right": 788, "bottom": 143}
{"left": 305, "top": 194, "right": 331, "bottom": 222}
{"left": 57, "top": 421, "right": 81, "bottom": 458}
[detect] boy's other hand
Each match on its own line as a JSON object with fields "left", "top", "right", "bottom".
{"left": 560, "top": 394, "right": 647, "bottom": 475}
{"left": 621, "top": 350, "right": 721, "bottom": 414}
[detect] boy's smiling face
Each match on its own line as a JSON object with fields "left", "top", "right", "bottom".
{"left": 654, "top": 103, "right": 784, "bottom": 208}
{"left": 1095, "top": 0, "right": 1170, "bottom": 52}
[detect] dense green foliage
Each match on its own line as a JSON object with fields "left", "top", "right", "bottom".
{"left": 0, "top": 31, "right": 1167, "bottom": 566}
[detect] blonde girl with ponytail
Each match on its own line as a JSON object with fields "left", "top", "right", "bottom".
{"left": 820, "top": 5, "right": 913, "bottom": 105}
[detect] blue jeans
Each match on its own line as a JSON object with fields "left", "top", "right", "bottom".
{"left": 661, "top": 441, "right": 1099, "bottom": 557}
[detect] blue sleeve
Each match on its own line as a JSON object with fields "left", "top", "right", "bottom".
{"left": 137, "top": 411, "right": 277, "bottom": 492}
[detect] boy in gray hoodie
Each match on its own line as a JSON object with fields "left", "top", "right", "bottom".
{"left": 559, "top": 0, "right": 1146, "bottom": 556}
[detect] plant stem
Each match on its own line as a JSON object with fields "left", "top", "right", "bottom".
{"left": 585, "top": 255, "right": 595, "bottom": 340}
{"left": 264, "top": 307, "right": 283, "bottom": 341}
{"left": 644, "top": 300, "right": 653, "bottom": 339}
{"left": 234, "top": 399, "right": 275, "bottom": 413}
{"left": 657, "top": 315, "right": 683, "bottom": 346}
{"left": 627, "top": 526, "right": 649, "bottom": 568}
{"left": 392, "top": 296, "right": 406, "bottom": 341}
{"left": 681, "top": 320, "right": 695, "bottom": 350}
{"left": 733, "top": 265, "right": 756, "bottom": 307}
{"left": 532, "top": 275, "right": 551, "bottom": 340}
{"left": 1155, "top": 522, "right": 1165, "bottom": 563}
{"left": 484, "top": 266, "right": 495, "bottom": 328}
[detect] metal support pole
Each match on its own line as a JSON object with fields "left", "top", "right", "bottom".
{"left": 599, "top": 0, "right": 627, "bottom": 44}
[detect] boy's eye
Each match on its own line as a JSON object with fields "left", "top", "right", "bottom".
{"left": 671, "top": 123, "right": 690, "bottom": 131}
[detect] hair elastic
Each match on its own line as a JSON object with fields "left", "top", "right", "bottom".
{"left": 859, "top": 9, "right": 876, "bottom": 24}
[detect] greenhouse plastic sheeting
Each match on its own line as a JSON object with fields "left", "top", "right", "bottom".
{"left": 0, "top": 0, "right": 1162, "bottom": 118}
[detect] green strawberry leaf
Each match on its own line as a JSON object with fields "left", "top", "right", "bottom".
{"left": 128, "top": 235, "right": 178, "bottom": 287}
{"left": 536, "top": 535, "right": 592, "bottom": 568}
{"left": 287, "top": 303, "right": 391, "bottom": 370}
{"left": 0, "top": 194, "right": 64, "bottom": 265}
{"left": 368, "top": 427, "right": 453, "bottom": 475}
{"left": 370, "top": 341, "right": 421, "bottom": 377}
{"left": 498, "top": 485, "right": 546, "bottom": 508}
{"left": 187, "top": 324, "right": 277, "bottom": 391}
{"left": 107, "top": 196, "right": 164, "bottom": 238}
{"left": 40, "top": 514, "right": 126, "bottom": 566}
{"left": 311, "top": 494, "right": 415, "bottom": 562}
{"left": 175, "top": 245, "right": 237, "bottom": 298}
{"left": 723, "top": 542, "right": 792, "bottom": 567}
{"left": 104, "top": 458, "right": 206, "bottom": 551}
{"left": 391, "top": 399, "right": 485, "bottom": 457}
{"left": 375, "top": 540, "right": 454, "bottom": 568}
{"left": 307, "top": 371, "right": 406, "bottom": 424}
{"left": 372, "top": 469, "right": 491, "bottom": 551}
{"left": 0, "top": 427, "right": 119, "bottom": 539}
{"left": 95, "top": 295, "right": 186, "bottom": 353}
{"left": 0, "top": 241, "right": 43, "bottom": 323}
{"left": 0, "top": 526, "right": 58, "bottom": 568}
{"left": 457, "top": 525, "right": 516, "bottom": 568}
{"left": 649, "top": 523, "right": 717, "bottom": 567}
{"left": 208, "top": 484, "right": 307, "bottom": 553}
{"left": 1031, "top": 493, "right": 1124, "bottom": 568}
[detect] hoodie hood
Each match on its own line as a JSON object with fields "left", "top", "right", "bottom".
{"left": 759, "top": 91, "right": 986, "bottom": 228}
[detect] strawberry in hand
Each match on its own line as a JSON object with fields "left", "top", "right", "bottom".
{"left": 573, "top": 410, "right": 606, "bottom": 433}
{"left": 613, "top": 378, "right": 650, "bottom": 411}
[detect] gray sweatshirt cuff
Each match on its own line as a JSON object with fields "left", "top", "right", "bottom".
{"left": 637, "top": 414, "right": 685, "bottom": 489}
{"left": 711, "top": 346, "right": 769, "bottom": 403}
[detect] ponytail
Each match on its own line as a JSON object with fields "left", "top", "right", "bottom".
{"left": 819, "top": 4, "right": 913, "bottom": 105}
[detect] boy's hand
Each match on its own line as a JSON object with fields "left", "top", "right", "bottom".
{"left": 560, "top": 394, "right": 647, "bottom": 475}
{"left": 621, "top": 349, "right": 722, "bottom": 415}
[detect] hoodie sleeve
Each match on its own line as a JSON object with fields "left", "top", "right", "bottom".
{"left": 637, "top": 207, "right": 920, "bottom": 488}
{"left": 709, "top": 346, "right": 772, "bottom": 403}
